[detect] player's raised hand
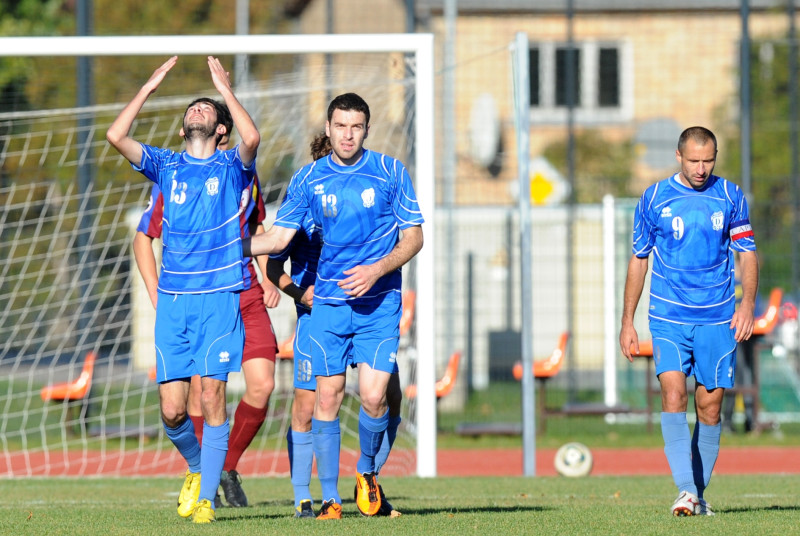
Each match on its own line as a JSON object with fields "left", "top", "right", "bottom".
{"left": 107, "top": 56, "right": 178, "bottom": 163}
{"left": 207, "top": 56, "right": 233, "bottom": 95}
{"left": 142, "top": 56, "right": 177, "bottom": 95}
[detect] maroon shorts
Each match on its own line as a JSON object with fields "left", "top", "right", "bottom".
{"left": 240, "top": 284, "right": 278, "bottom": 363}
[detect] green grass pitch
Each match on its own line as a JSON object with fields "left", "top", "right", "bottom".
{"left": 3, "top": 474, "right": 800, "bottom": 535}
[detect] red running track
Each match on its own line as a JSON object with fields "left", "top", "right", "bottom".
{"left": 2, "top": 446, "right": 798, "bottom": 477}
{"left": 435, "top": 446, "right": 800, "bottom": 477}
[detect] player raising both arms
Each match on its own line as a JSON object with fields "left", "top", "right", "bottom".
{"left": 107, "top": 56, "right": 260, "bottom": 523}
{"left": 620, "top": 126, "right": 758, "bottom": 517}
{"left": 133, "top": 101, "right": 280, "bottom": 509}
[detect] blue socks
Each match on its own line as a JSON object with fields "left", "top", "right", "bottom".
{"left": 199, "top": 420, "right": 229, "bottom": 506}
{"left": 375, "top": 415, "right": 401, "bottom": 475}
{"left": 692, "top": 421, "right": 721, "bottom": 499}
{"left": 312, "top": 417, "right": 341, "bottom": 504}
{"left": 356, "top": 407, "right": 389, "bottom": 474}
{"left": 288, "top": 427, "right": 314, "bottom": 507}
{"left": 661, "top": 412, "right": 697, "bottom": 495}
{"left": 164, "top": 417, "right": 201, "bottom": 473}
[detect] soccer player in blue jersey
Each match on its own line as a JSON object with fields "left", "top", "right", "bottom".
{"left": 267, "top": 207, "right": 321, "bottom": 519}
{"left": 107, "top": 56, "right": 260, "bottom": 523}
{"left": 619, "top": 126, "right": 759, "bottom": 517}
{"left": 244, "top": 93, "right": 424, "bottom": 519}
{"left": 267, "top": 132, "right": 403, "bottom": 518}
{"left": 133, "top": 117, "right": 281, "bottom": 508}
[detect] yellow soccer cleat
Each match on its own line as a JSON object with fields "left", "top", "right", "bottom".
{"left": 191, "top": 499, "right": 216, "bottom": 523}
{"left": 177, "top": 469, "right": 201, "bottom": 518}
{"left": 355, "top": 471, "right": 381, "bottom": 516}
{"left": 353, "top": 481, "right": 401, "bottom": 517}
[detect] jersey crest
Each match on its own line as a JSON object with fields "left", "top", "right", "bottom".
{"left": 205, "top": 177, "right": 220, "bottom": 196}
{"left": 361, "top": 188, "right": 375, "bottom": 208}
{"left": 711, "top": 211, "right": 724, "bottom": 231}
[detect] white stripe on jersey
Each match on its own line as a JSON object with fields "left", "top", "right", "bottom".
{"left": 166, "top": 237, "right": 241, "bottom": 255}
{"left": 162, "top": 260, "right": 242, "bottom": 276}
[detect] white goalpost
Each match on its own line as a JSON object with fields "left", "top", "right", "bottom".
{"left": 0, "top": 34, "right": 437, "bottom": 478}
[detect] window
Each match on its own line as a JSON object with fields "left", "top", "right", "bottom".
{"left": 598, "top": 47, "right": 619, "bottom": 107}
{"left": 529, "top": 41, "right": 632, "bottom": 124}
{"left": 528, "top": 48, "right": 540, "bottom": 107}
{"left": 555, "top": 47, "right": 581, "bottom": 107}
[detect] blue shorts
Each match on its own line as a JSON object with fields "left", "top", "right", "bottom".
{"left": 310, "top": 298, "right": 401, "bottom": 377}
{"left": 154, "top": 292, "right": 244, "bottom": 382}
{"left": 293, "top": 308, "right": 316, "bottom": 391}
{"left": 649, "top": 320, "right": 737, "bottom": 389}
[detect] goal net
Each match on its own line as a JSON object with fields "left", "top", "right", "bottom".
{"left": 0, "top": 34, "right": 436, "bottom": 478}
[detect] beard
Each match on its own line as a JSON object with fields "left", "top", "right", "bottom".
{"left": 183, "top": 121, "right": 216, "bottom": 141}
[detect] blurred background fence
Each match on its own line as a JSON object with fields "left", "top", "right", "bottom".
{"left": 414, "top": 0, "right": 800, "bottom": 438}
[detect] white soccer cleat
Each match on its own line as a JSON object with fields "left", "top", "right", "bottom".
{"left": 696, "top": 498, "right": 715, "bottom": 516}
{"left": 671, "top": 490, "right": 699, "bottom": 517}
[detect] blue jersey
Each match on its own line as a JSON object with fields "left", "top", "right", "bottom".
{"left": 270, "top": 213, "right": 322, "bottom": 313}
{"left": 274, "top": 149, "right": 424, "bottom": 305}
{"left": 632, "top": 173, "right": 756, "bottom": 325}
{"left": 136, "top": 176, "right": 265, "bottom": 291}
{"left": 134, "top": 144, "right": 255, "bottom": 294}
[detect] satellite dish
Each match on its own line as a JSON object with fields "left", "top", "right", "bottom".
{"left": 469, "top": 93, "right": 501, "bottom": 168}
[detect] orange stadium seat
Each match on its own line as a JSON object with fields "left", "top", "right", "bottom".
{"left": 405, "top": 350, "right": 461, "bottom": 400}
{"left": 40, "top": 351, "right": 96, "bottom": 402}
{"left": 512, "top": 331, "right": 569, "bottom": 381}
{"left": 511, "top": 332, "right": 569, "bottom": 433}
{"left": 40, "top": 351, "right": 97, "bottom": 434}
{"left": 753, "top": 287, "right": 783, "bottom": 336}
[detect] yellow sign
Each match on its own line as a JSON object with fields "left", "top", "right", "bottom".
{"left": 529, "top": 157, "right": 569, "bottom": 206}
{"left": 530, "top": 172, "right": 555, "bottom": 205}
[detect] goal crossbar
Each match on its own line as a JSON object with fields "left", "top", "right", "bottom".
{"left": 0, "top": 34, "right": 431, "bottom": 57}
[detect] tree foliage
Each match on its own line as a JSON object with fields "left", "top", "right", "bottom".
{"left": 542, "top": 129, "right": 636, "bottom": 204}
{"left": 719, "top": 39, "right": 797, "bottom": 289}
{"left": 1, "top": 0, "right": 293, "bottom": 112}
{"left": 0, "top": 0, "right": 74, "bottom": 111}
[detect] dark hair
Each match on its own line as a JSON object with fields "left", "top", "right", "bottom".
{"left": 217, "top": 102, "right": 233, "bottom": 138}
{"left": 678, "top": 126, "right": 717, "bottom": 153}
{"left": 310, "top": 131, "right": 332, "bottom": 160}
{"left": 327, "top": 92, "right": 370, "bottom": 125}
{"left": 185, "top": 98, "right": 232, "bottom": 144}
